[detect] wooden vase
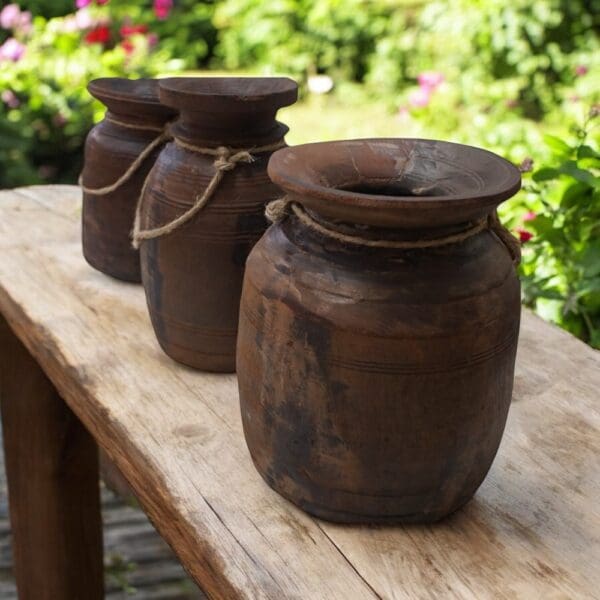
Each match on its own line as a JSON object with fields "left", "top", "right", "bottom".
{"left": 81, "top": 78, "right": 176, "bottom": 283}
{"left": 138, "top": 77, "right": 298, "bottom": 372}
{"left": 237, "top": 138, "right": 522, "bottom": 523}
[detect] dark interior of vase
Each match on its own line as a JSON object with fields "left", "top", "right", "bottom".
{"left": 338, "top": 180, "right": 450, "bottom": 198}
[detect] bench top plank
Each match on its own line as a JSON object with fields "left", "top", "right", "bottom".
{"left": 0, "top": 185, "right": 598, "bottom": 599}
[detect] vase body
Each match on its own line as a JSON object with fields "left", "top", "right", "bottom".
{"left": 139, "top": 77, "right": 298, "bottom": 372}
{"left": 81, "top": 78, "right": 175, "bottom": 282}
{"left": 237, "top": 138, "right": 522, "bottom": 523}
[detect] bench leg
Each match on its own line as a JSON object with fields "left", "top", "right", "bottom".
{"left": 0, "top": 318, "right": 104, "bottom": 600}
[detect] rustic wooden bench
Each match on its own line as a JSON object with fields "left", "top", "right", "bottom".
{"left": 0, "top": 185, "right": 598, "bottom": 599}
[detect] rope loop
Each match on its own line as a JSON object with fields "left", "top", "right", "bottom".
{"left": 266, "top": 197, "right": 521, "bottom": 265}
{"left": 131, "top": 139, "right": 285, "bottom": 249}
{"left": 79, "top": 126, "right": 171, "bottom": 196}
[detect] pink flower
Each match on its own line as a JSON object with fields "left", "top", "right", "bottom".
{"left": 575, "top": 65, "right": 588, "bottom": 77}
{"left": 408, "top": 87, "right": 431, "bottom": 108}
{"left": 17, "top": 10, "right": 31, "bottom": 34}
{"left": 0, "top": 37, "right": 25, "bottom": 61}
{"left": 1, "top": 89, "right": 19, "bottom": 108}
{"left": 147, "top": 32, "right": 158, "bottom": 47}
{"left": 153, "top": 0, "right": 173, "bottom": 20}
{"left": 417, "top": 71, "right": 444, "bottom": 90}
{"left": 516, "top": 228, "right": 533, "bottom": 243}
{"left": 0, "top": 4, "right": 21, "bottom": 29}
{"left": 396, "top": 105, "right": 412, "bottom": 123}
{"left": 76, "top": 0, "right": 92, "bottom": 7}
{"left": 75, "top": 8, "right": 94, "bottom": 30}
{"left": 523, "top": 211, "right": 536, "bottom": 222}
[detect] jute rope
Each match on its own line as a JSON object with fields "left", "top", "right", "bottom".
{"left": 79, "top": 116, "right": 170, "bottom": 196}
{"left": 131, "top": 138, "right": 285, "bottom": 249}
{"left": 266, "top": 198, "right": 521, "bottom": 265}
{"left": 104, "top": 115, "right": 165, "bottom": 132}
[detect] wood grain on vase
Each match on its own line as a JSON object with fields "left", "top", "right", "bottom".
{"left": 138, "top": 77, "right": 298, "bottom": 372}
{"left": 81, "top": 77, "right": 176, "bottom": 282}
{"left": 237, "top": 138, "right": 522, "bottom": 523}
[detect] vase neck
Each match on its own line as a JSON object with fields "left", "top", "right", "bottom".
{"left": 170, "top": 110, "right": 289, "bottom": 147}
{"left": 103, "top": 109, "right": 172, "bottom": 132}
{"left": 302, "top": 205, "right": 485, "bottom": 241}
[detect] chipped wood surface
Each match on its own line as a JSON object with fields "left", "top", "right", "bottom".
{"left": 0, "top": 185, "right": 598, "bottom": 599}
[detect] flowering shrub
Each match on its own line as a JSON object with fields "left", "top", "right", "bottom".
{"left": 0, "top": 0, "right": 598, "bottom": 347}
{"left": 504, "top": 109, "right": 600, "bottom": 347}
{"left": 0, "top": 0, "right": 215, "bottom": 187}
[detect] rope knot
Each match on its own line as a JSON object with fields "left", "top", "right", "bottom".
{"left": 214, "top": 147, "right": 253, "bottom": 172}
{"left": 265, "top": 198, "right": 291, "bottom": 223}
{"left": 131, "top": 139, "right": 285, "bottom": 247}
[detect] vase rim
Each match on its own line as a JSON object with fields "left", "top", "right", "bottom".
{"left": 88, "top": 77, "right": 164, "bottom": 106}
{"left": 159, "top": 77, "right": 298, "bottom": 112}
{"left": 88, "top": 77, "right": 177, "bottom": 124}
{"left": 268, "top": 138, "right": 522, "bottom": 228}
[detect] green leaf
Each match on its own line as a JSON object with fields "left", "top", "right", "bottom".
{"left": 560, "top": 181, "right": 589, "bottom": 209}
{"left": 589, "top": 332, "right": 600, "bottom": 350}
{"left": 532, "top": 167, "right": 560, "bottom": 182}
{"left": 578, "top": 145, "right": 600, "bottom": 160}
{"left": 543, "top": 134, "right": 572, "bottom": 158}
{"left": 581, "top": 244, "right": 600, "bottom": 277}
{"left": 559, "top": 161, "right": 600, "bottom": 189}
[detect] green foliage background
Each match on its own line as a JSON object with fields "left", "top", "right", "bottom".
{"left": 0, "top": 0, "right": 599, "bottom": 346}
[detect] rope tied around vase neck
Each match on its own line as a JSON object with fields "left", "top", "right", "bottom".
{"left": 266, "top": 198, "right": 522, "bottom": 265}
{"left": 131, "top": 138, "right": 285, "bottom": 249}
{"left": 78, "top": 116, "right": 172, "bottom": 196}
{"left": 77, "top": 114, "right": 285, "bottom": 249}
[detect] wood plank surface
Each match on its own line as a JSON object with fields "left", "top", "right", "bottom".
{"left": 0, "top": 185, "right": 598, "bottom": 599}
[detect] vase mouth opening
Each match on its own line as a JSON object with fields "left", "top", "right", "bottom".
{"left": 268, "top": 138, "right": 521, "bottom": 228}
{"left": 336, "top": 180, "right": 449, "bottom": 198}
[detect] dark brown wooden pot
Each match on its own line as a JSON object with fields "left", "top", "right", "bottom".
{"left": 138, "top": 77, "right": 298, "bottom": 372}
{"left": 81, "top": 78, "right": 176, "bottom": 283}
{"left": 237, "top": 139, "right": 522, "bottom": 523}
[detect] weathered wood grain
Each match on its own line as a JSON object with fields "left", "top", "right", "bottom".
{"left": 0, "top": 185, "right": 598, "bottom": 599}
{"left": 0, "top": 315, "right": 104, "bottom": 600}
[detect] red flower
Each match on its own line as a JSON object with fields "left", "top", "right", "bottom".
{"left": 85, "top": 24, "right": 110, "bottom": 44}
{"left": 96, "top": 0, "right": 110, "bottom": 4}
{"left": 516, "top": 228, "right": 533, "bottom": 243}
{"left": 121, "top": 39, "right": 134, "bottom": 55}
{"left": 120, "top": 23, "right": 148, "bottom": 37}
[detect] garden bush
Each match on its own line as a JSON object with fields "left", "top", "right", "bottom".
{"left": 0, "top": 0, "right": 215, "bottom": 187}
{"left": 0, "top": 0, "right": 598, "bottom": 347}
{"left": 508, "top": 109, "right": 600, "bottom": 348}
